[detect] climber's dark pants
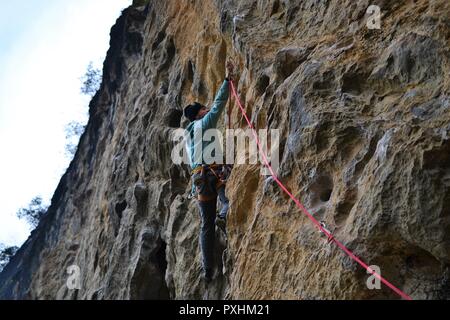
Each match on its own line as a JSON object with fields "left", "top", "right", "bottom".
{"left": 217, "top": 185, "right": 229, "bottom": 218}
{"left": 198, "top": 198, "right": 217, "bottom": 272}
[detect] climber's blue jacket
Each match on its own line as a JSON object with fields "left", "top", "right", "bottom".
{"left": 185, "top": 79, "right": 230, "bottom": 170}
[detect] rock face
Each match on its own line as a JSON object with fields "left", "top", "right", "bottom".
{"left": 1, "top": 0, "right": 449, "bottom": 300}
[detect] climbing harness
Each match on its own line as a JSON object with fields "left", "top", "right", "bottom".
{"left": 229, "top": 79, "right": 412, "bottom": 300}
{"left": 191, "top": 164, "right": 227, "bottom": 202}
{"left": 191, "top": 163, "right": 221, "bottom": 175}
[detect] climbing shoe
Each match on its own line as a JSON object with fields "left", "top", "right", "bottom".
{"left": 202, "top": 268, "right": 213, "bottom": 283}
{"left": 215, "top": 215, "right": 226, "bottom": 232}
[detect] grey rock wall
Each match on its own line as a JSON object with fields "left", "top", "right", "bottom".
{"left": 1, "top": 0, "right": 449, "bottom": 299}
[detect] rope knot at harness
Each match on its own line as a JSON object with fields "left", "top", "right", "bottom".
{"left": 228, "top": 79, "right": 412, "bottom": 300}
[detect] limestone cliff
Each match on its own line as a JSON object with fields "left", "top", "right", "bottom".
{"left": 1, "top": 0, "right": 449, "bottom": 299}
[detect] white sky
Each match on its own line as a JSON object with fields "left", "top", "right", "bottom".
{"left": 0, "top": 0, "right": 132, "bottom": 247}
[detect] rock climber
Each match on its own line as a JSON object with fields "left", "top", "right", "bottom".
{"left": 183, "top": 61, "right": 235, "bottom": 282}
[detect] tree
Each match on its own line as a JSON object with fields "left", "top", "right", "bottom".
{"left": 0, "top": 244, "right": 19, "bottom": 272}
{"left": 64, "top": 121, "right": 86, "bottom": 157}
{"left": 16, "top": 196, "right": 49, "bottom": 229}
{"left": 80, "top": 62, "right": 102, "bottom": 97}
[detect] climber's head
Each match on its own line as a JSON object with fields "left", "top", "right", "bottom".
{"left": 183, "top": 102, "right": 209, "bottom": 122}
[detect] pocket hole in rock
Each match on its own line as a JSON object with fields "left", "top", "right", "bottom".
{"left": 320, "top": 188, "right": 333, "bottom": 202}
{"left": 115, "top": 200, "right": 127, "bottom": 220}
{"left": 310, "top": 175, "right": 334, "bottom": 207}
{"left": 165, "top": 108, "right": 182, "bottom": 128}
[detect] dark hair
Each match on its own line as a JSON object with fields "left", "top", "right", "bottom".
{"left": 183, "top": 102, "right": 203, "bottom": 122}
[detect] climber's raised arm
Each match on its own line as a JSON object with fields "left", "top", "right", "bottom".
{"left": 200, "top": 79, "right": 229, "bottom": 130}
{"left": 201, "top": 61, "right": 235, "bottom": 130}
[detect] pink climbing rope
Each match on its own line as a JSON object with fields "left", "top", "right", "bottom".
{"left": 229, "top": 80, "right": 412, "bottom": 300}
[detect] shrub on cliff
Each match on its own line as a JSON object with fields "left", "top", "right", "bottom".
{"left": 16, "top": 196, "right": 49, "bottom": 229}
{"left": 64, "top": 121, "right": 86, "bottom": 157}
{"left": 80, "top": 62, "right": 101, "bottom": 97}
{"left": 0, "top": 244, "right": 18, "bottom": 272}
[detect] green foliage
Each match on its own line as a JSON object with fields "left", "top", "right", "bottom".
{"left": 64, "top": 121, "right": 86, "bottom": 157}
{"left": 80, "top": 62, "right": 102, "bottom": 97}
{"left": 16, "top": 196, "right": 48, "bottom": 229}
{"left": 132, "top": 0, "right": 149, "bottom": 7}
{"left": 0, "top": 244, "right": 19, "bottom": 272}
{"left": 65, "top": 121, "right": 85, "bottom": 138}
